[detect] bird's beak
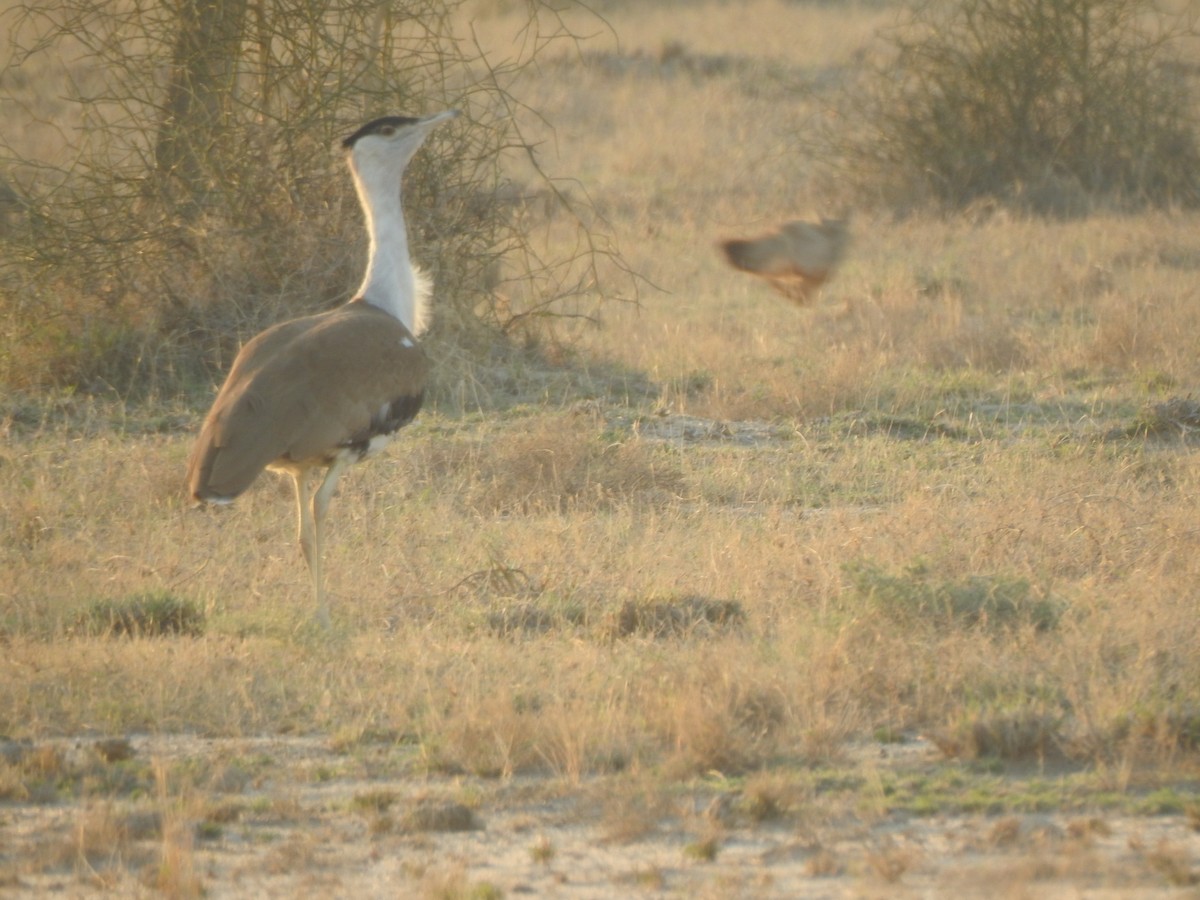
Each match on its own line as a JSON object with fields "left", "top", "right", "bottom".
{"left": 418, "top": 109, "right": 460, "bottom": 129}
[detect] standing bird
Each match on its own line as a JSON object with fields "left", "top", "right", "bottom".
{"left": 719, "top": 216, "right": 849, "bottom": 306}
{"left": 188, "top": 109, "right": 459, "bottom": 627}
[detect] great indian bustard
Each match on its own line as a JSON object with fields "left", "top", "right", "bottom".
{"left": 187, "top": 109, "right": 459, "bottom": 627}
{"left": 719, "top": 216, "right": 849, "bottom": 306}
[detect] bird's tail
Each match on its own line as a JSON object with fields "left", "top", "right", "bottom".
{"left": 719, "top": 235, "right": 785, "bottom": 275}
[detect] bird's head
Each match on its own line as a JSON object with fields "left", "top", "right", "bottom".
{"left": 343, "top": 109, "right": 460, "bottom": 180}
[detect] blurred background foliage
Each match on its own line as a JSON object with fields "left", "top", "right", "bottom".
{"left": 0, "top": 0, "right": 631, "bottom": 402}
{"left": 0, "top": 0, "right": 1197, "bottom": 401}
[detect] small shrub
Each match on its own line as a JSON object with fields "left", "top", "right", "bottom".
{"left": 1127, "top": 396, "right": 1200, "bottom": 438}
{"left": 485, "top": 603, "right": 564, "bottom": 637}
{"left": 0, "top": 1, "right": 634, "bottom": 399}
{"left": 195, "top": 821, "right": 224, "bottom": 841}
{"left": 73, "top": 592, "right": 205, "bottom": 637}
{"left": 528, "top": 835, "right": 555, "bottom": 865}
{"left": 1066, "top": 817, "right": 1112, "bottom": 840}
{"left": 931, "top": 707, "right": 1066, "bottom": 760}
{"left": 806, "top": 848, "right": 842, "bottom": 877}
{"left": 825, "top": 0, "right": 1200, "bottom": 211}
{"left": 1145, "top": 840, "right": 1198, "bottom": 886}
{"left": 739, "top": 779, "right": 787, "bottom": 823}
{"left": 989, "top": 816, "right": 1022, "bottom": 846}
{"left": 1131, "top": 705, "right": 1200, "bottom": 752}
{"left": 1186, "top": 802, "right": 1200, "bottom": 832}
{"left": 93, "top": 737, "right": 135, "bottom": 763}
{"left": 601, "top": 780, "right": 670, "bottom": 844}
{"left": 683, "top": 835, "right": 721, "bottom": 862}
{"left": 603, "top": 595, "right": 745, "bottom": 640}
{"left": 349, "top": 789, "right": 398, "bottom": 815}
{"left": 398, "top": 800, "right": 479, "bottom": 834}
{"left": 866, "top": 841, "right": 917, "bottom": 883}
{"left": 843, "top": 561, "right": 1061, "bottom": 632}
{"left": 2, "top": 740, "right": 156, "bottom": 806}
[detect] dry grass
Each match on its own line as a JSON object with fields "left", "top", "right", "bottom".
{"left": 3, "top": 0, "right": 1200, "bottom": 893}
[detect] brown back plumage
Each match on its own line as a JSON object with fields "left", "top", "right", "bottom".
{"left": 719, "top": 217, "right": 850, "bottom": 305}
{"left": 188, "top": 300, "right": 428, "bottom": 501}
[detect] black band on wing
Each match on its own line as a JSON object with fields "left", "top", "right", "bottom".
{"left": 343, "top": 390, "right": 425, "bottom": 456}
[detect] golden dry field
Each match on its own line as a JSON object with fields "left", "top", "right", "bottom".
{"left": 3, "top": 0, "right": 1200, "bottom": 896}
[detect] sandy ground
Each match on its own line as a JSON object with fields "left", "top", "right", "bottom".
{"left": 3, "top": 734, "right": 1199, "bottom": 898}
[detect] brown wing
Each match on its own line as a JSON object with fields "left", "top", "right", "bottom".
{"left": 188, "top": 301, "right": 428, "bottom": 501}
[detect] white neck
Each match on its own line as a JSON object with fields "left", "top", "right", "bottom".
{"left": 352, "top": 168, "right": 430, "bottom": 335}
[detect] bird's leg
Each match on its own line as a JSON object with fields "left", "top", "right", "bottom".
{"left": 290, "top": 469, "right": 328, "bottom": 628}
{"left": 309, "top": 456, "right": 351, "bottom": 628}
{"left": 292, "top": 470, "right": 311, "bottom": 548}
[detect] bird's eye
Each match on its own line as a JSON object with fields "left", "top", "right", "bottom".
{"left": 379, "top": 125, "right": 395, "bottom": 136}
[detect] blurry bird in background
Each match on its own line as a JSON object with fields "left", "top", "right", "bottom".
{"left": 719, "top": 216, "right": 849, "bottom": 306}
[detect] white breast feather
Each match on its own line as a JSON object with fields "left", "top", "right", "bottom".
{"left": 412, "top": 265, "right": 432, "bottom": 336}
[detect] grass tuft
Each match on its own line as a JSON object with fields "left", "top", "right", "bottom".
{"left": 399, "top": 800, "right": 480, "bottom": 834}
{"left": 72, "top": 592, "right": 204, "bottom": 638}
{"left": 604, "top": 596, "right": 745, "bottom": 640}
{"left": 683, "top": 833, "right": 721, "bottom": 862}
{"left": 738, "top": 775, "right": 789, "bottom": 823}
{"left": 1127, "top": 396, "right": 1200, "bottom": 439}
{"left": 931, "top": 705, "right": 1066, "bottom": 761}
{"left": 1144, "top": 840, "right": 1199, "bottom": 887}
{"left": 349, "top": 789, "right": 399, "bottom": 815}
{"left": 865, "top": 841, "right": 918, "bottom": 883}
{"left": 528, "top": 835, "right": 555, "bottom": 865}
{"left": 844, "top": 561, "right": 1061, "bottom": 633}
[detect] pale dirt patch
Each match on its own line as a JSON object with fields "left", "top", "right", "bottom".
{"left": 2, "top": 734, "right": 1198, "bottom": 898}
{"left": 625, "top": 413, "right": 797, "bottom": 447}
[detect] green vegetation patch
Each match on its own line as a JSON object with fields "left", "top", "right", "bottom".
{"left": 877, "top": 768, "right": 1084, "bottom": 816}
{"left": 73, "top": 592, "right": 205, "bottom": 638}
{"left": 0, "top": 739, "right": 155, "bottom": 805}
{"left": 843, "top": 561, "right": 1062, "bottom": 633}
{"left": 349, "top": 789, "right": 399, "bottom": 815}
